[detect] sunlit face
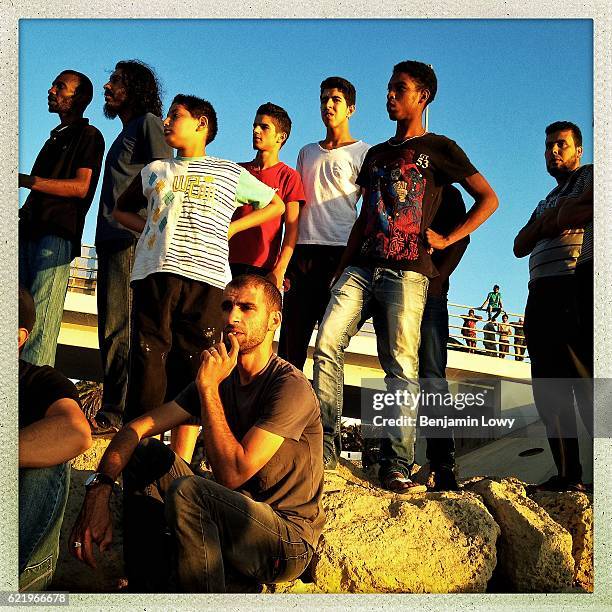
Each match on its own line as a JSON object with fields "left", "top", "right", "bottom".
{"left": 48, "top": 72, "right": 80, "bottom": 115}
{"left": 163, "top": 103, "right": 201, "bottom": 150}
{"left": 221, "top": 285, "right": 276, "bottom": 354}
{"left": 252, "top": 114, "right": 285, "bottom": 151}
{"left": 386, "top": 72, "right": 427, "bottom": 121}
{"left": 545, "top": 130, "right": 582, "bottom": 178}
{"left": 320, "top": 88, "right": 354, "bottom": 129}
{"left": 103, "top": 68, "right": 129, "bottom": 119}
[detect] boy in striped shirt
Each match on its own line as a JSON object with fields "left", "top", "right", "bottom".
{"left": 114, "top": 94, "right": 285, "bottom": 461}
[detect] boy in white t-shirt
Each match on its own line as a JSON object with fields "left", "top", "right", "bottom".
{"left": 114, "top": 94, "right": 285, "bottom": 461}
{"left": 278, "top": 76, "right": 369, "bottom": 370}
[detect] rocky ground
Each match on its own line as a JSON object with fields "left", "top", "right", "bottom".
{"left": 52, "top": 437, "right": 593, "bottom": 594}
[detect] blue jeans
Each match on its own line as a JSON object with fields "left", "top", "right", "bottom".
{"left": 19, "top": 463, "right": 70, "bottom": 591}
{"left": 19, "top": 235, "right": 72, "bottom": 367}
{"left": 418, "top": 295, "right": 455, "bottom": 469}
{"left": 96, "top": 243, "right": 135, "bottom": 427}
{"left": 313, "top": 265, "right": 428, "bottom": 477}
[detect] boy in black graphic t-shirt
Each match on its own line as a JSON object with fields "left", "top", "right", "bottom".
{"left": 313, "top": 60, "right": 498, "bottom": 492}
{"left": 357, "top": 133, "right": 478, "bottom": 276}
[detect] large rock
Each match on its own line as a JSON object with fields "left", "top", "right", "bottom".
{"left": 288, "top": 462, "right": 499, "bottom": 593}
{"left": 52, "top": 437, "right": 125, "bottom": 592}
{"left": 468, "top": 478, "right": 574, "bottom": 592}
{"left": 53, "top": 444, "right": 589, "bottom": 595}
{"left": 530, "top": 491, "right": 593, "bottom": 592}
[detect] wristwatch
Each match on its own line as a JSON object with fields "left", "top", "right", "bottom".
{"left": 84, "top": 472, "right": 117, "bottom": 491}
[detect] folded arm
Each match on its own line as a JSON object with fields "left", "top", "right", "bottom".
{"left": 19, "top": 398, "right": 92, "bottom": 468}
{"left": 557, "top": 184, "right": 593, "bottom": 229}
{"left": 19, "top": 168, "right": 93, "bottom": 199}
{"left": 513, "top": 208, "right": 559, "bottom": 258}
{"left": 228, "top": 194, "right": 285, "bottom": 240}
{"left": 113, "top": 174, "right": 148, "bottom": 233}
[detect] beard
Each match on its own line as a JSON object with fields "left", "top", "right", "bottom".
{"left": 103, "top": 102, "right": 119, "bottom": 119}
{"left": 546, "top": 153, "right": 579, "bottom": 179}
{"left": 227, "top": 321, "right": 269, "bottom": 354}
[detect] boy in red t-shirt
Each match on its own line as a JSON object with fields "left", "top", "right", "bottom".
{"left": 229, "top": 102, "right": 305, "bottom": 289}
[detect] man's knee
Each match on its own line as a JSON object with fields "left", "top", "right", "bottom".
{"left": 314, "top": 317, "right": 339, "bottom": 360}
{"left": 166, "top": 476, "right": 193, "bottom": 524}
{"left": 315, "top": 302, "right": 354, "bottom": 360}
{"left": 124, "top": 437, "right": 175, "bottom": 486}
{"left": 165, "top": 475, "right": 217, "bottom": 526}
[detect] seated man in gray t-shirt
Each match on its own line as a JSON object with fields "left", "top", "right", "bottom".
{"left": 68, "top": 274, "right": 324, "bottom": 592}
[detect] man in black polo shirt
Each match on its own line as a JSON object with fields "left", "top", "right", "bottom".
{"left": 19, "top": 69, "right": 105, "bottom": 367}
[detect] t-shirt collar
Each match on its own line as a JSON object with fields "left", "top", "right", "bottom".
{"left": 176, "top": 155, "right": 207, "bottom": 161}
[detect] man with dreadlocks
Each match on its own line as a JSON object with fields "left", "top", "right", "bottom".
{"left": 91, "top": 60, "right": 172, "bottom": 437}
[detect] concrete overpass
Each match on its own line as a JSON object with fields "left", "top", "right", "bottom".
{"left": 57, "top": 290, "right": 532, "bottom": 387}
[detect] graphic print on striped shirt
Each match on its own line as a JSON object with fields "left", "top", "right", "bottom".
{"left": 133, "top": 157, "right": 244, "bottom": 289}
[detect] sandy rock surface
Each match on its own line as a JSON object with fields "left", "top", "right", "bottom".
{"left": 275, "top": 462, "right": 500, "bottom": 593}
{"left": 530, "top": 490, "right": 593, "bottom": 591}
{"left": 467, "top": 478, "right": 574, "bottom": 592}
{"left": 52, "top": 447, "right": 593, "bottom": 594}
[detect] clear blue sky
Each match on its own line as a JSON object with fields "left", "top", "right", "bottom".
{"left": 19, "top": 19, "right": 593, "bottom": 315}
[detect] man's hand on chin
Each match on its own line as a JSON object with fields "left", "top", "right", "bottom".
{"left": 196, "top": 332, "right": 240, "bottom": 394}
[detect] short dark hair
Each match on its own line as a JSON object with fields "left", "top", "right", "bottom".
{"left": 392, "top": 61, "right": 438, "bottom": 106}
{"left": 115, "top": 60, "right": 163, "bottom": 118}
{"left": 493, "top": 285, "right": 500, "bottom": 291}
{"left": 256, "top": 102, "right": 292, "bottom": 146}
{"left": 545, "top": 121, "right": 583, "bottom": 147}
{"left": 227, "top": 275, "right": 282, "bottom": 313}
{"left": 60, "top": 70, "right": 93, "bottom": 110}
{"left": 320, "top": 76, "right": 356, "bottom": 107}
{"left": 19, "top": 286, "right": 36, "bottom": 333}
{"left": 171, "top": 94, "right": 218, "bottom": 145}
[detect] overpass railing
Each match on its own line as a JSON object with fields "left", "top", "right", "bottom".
{"left": 69, "top": 245, "right": 529, "bottom": 363}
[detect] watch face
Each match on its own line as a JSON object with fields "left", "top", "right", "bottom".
{"left": 84, "top": 472, "right": 114, "bottom": 489}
